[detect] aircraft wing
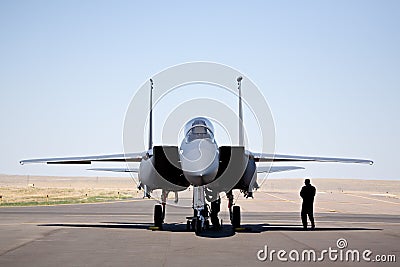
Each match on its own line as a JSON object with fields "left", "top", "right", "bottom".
{"left": 87, "top": 167, "right": 139, "bottom": 173}
{"left": 257, "top": 166, "right": 305, "bottom": 173}
{"left": 20, "top": 152, "right": 144, "bottom": 165}
{"left": 252, "top": 153, "right": 373, "bottom": 165}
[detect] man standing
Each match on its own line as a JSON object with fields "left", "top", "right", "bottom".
{"left": 300, "top": 179, "right": 316, "bottom": 230}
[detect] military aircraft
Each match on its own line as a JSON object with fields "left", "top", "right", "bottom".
{"left": 20, "top": 77, "right": 373, "bottom": 235}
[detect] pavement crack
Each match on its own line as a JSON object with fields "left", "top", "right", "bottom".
{"left": 0, "top": 228, "right": 61, "bottom": 257}
{"left": 280, "top": 232, "right": 317, "bottom": 250}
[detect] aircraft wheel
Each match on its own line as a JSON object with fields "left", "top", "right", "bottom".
{"left": 154, "top": 204, "right": 163, "bottom": 228}
{"left": 194, "top": 218, "right": 202, "bottom": 235}
{"left": 191, "top": 219, "right": 196, "bottom": 231}
{"left": 232, "top": 206, "right": 241, "bottom": 228}
{"left": 186, "top": 220, "right": 191, "bottom": 231}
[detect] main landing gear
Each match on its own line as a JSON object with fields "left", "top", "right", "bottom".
{"left": 153, "top": 204, "right": 164, "bottom": 229}
{"left": 153, "top": 190, "right": 168, "bottom": 229}
{"left": 227, "top": 191, "right": 241, "bottom": 229}
{"left": 232, "top": 205, "right": 241, "bottom": 229}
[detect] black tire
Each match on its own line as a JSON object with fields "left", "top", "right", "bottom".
{"left": 154, "top": 205, "right": 163, "bottom": 228}
{"left": 186, "top": 220, "right": 191, "bottom": 231}
{"left": 232, "top": 206, "right": 241, "bottom": 228}
{"left": 194, "top": 218, "right": 202, "bottom": 235}
{"left": 191, "top": 219, "right": 196, "bottom": 231}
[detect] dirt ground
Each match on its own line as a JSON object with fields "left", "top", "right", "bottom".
{"left": 0, "top": 175, "right": 141, "bottom": 205}
{"left": 0, "top": 174, "right": 399, "bottom": 206}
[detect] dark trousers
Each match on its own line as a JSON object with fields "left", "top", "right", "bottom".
{"left": 301, "top": 205, "right": 315, "bottom": 229}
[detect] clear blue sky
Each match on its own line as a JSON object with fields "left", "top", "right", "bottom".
{"left": 0, "top": 0, "right": 399, "bottom": 179}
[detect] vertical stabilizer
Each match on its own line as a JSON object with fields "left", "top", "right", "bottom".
{"left": 148, "top": 79, "right": 153, "bottom": 150}
{"left": 237, "top": 76, "right": 244, "bottom": 147}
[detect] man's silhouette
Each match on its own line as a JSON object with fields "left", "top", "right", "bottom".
{"left": 300, "top": 179, "right": 316, "bottom": 230}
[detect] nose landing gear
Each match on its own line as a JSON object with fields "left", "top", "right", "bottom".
{"left": 186, "top": 186, "right": 210, "bottom": 235}
{"left": 186, "top": 210, "right": 210, "bottom": 235}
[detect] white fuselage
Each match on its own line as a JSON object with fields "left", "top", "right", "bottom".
{"left": 179, "top": 138, "right": 219, "bottom": 186}
{"left": 138, "top": 117, "right": 220, "bottom": 189}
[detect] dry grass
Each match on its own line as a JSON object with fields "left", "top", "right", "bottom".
{"left": 0, "top": 175, "right": 142, "bottom": 206}
{"left": 0, "top": 187, "right": 141, "bottom": 206}
{"left": 1, "top": 174, "right": 399, "bottom": 206}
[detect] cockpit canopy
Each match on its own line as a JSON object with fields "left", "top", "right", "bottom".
{"left": 184, "top": 117, "right": 215, "bottom": 143}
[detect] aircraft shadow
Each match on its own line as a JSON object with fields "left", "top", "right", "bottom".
{"left": 38, "top": 222, "right": 381, "bottom": 238}
{"left": 239, "top": 224, "right": 382, "bottom": 233}
{"left": 38, "top": 222, "right": 235, "bottom": 238}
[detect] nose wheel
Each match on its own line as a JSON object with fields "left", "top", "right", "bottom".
{"left": 186, "top": 215, "right": 210, "bottom": 234}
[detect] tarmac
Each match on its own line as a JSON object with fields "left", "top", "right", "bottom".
{"left": 0, "top": 185, "right": 399, "bottom": 267}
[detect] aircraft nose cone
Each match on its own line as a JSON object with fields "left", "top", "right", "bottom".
{"left": 180, "top": 139, "right": 219, "bottom": 186}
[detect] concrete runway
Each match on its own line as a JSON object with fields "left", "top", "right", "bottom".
{"left": 0, "top": 191, "right": 399, "bottom": 267}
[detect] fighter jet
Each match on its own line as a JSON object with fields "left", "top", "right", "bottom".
{"left": 20, "top": 77, "right": 373, "bottom": 235}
